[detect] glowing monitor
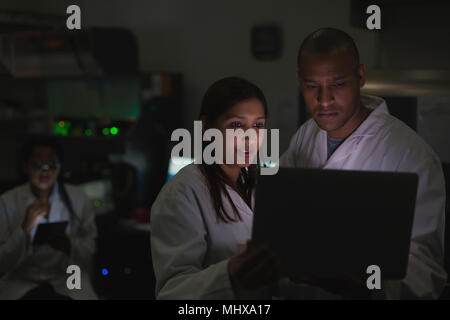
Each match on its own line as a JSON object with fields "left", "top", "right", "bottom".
{"left": 166, "top": 158, "right": 277, "bottom": 181}
{"left": 78, "top": 179, "right": 114, "bottom": 215}
{"left": 166, "top": 156, "right": 194, "bottom": 181}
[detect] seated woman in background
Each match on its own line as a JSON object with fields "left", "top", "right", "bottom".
{"left": 0, "top": 137, "right": 98, "bottom": 299}
{"left": 150, "top": 77, "right": 280, "bottom": 299}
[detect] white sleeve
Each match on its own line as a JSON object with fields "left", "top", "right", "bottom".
{"left": 0, "top": 197, "right": 28, "bottom": 274}
{"left": 380, "top": 154, "right": 447, "bottom": 299}
{"left": 150, "top": 186, "right": 236, "bottom": 300}
{"left": 279, "top": 126, "right": 303, "bottom": 168}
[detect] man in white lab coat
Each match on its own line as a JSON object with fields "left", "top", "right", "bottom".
{"left": 0, "top": 138, "right": 98, "bottom": 299}
{"left": 280, "top": 28, "right": 447, "bottom": 299}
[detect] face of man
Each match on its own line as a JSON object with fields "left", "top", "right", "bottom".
{"left": 297, "top": 50, "right": 366, "bottom": 138}
{"left": 25, "top": 146, "right": 60, "bottom": 193}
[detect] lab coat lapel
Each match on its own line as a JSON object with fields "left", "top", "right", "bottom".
{"left": 323, "top": 95, "right": 389, "bottom": 169}
{"left": 305, "top": 122, "right": 327, "bottom": 168}
{"left": 48, "top": 183, "right": 63, "bottom": 222}
{"left": 317, "top": 129, "right": 328, "bottom": 168}
{"left": 309, "top": 124, "right": 353, "bottom": 169}
{"left": 323, "top": 136, "right": 362, "bottom": 168}
{"left": 19, "top": 184, "right": 33, "bottom": 222}
{"left": 224, "top": 184, "right": 254, "bottom": 217}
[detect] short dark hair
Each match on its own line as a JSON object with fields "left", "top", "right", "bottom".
{"left": 20, "top": 136, "right": 63, "bottom": 163}
{"left": 297, "top": 27, "right": 360, "bottom": 71}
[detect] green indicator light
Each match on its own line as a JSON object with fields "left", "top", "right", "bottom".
{"left": 110, "top": 127, "right": 119, "bottom": 135}
{"left": 53, "top": 124, "right": 61, "bottom": 135}
{"left": 53, "top": 123, "right": 68, "bottom": 136}
{"left": 102, "top": 128, "right": 109, "bottom": 136}
{"left": 84, "top": 129, "right": 92, "bottom": 136}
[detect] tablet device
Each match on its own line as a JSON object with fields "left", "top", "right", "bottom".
{"left": 252, "top": 168, "right": 418, "bottom": 280}
{"left": 32, "top": 221, "right": 69, "bottom": 246}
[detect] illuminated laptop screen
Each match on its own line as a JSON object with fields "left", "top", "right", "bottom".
{"left": 166, "top": 157, "right": 277, "bottom": 182}
{"left": 166, "top": 156, "right": 194, "bottom": 181}
{"left": 78, "top": 179, "right": 114, "bottom": 215}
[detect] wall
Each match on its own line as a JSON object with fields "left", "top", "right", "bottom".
{"left": 1, "top": 0, "right": 379, "bottom": 152}
{"left": 377, "top": 1, "right": 450, "bottom": 69}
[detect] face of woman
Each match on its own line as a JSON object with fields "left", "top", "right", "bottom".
{"left": 26, "top": 146, "right": 60, "bottom": 192}
{"left": 213, "top": 98, "right": 266, "bottom": 169}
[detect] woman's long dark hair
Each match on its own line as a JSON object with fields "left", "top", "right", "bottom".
{"left": 199, "top": 77, "right": 268, "bottom": 223}
{"left": 21, "top": 137, "right": 79, "bottom": 225}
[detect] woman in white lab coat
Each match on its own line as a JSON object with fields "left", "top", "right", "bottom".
{"left": 150, "top": 77, "right": 281, "bottom": 299}
{"left": 0, "top": 137, "right": 98, "bottom": 299}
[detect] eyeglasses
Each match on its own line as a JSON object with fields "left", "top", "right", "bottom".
{"left": 28, "top": 161, "right": 60, "bottom": 171}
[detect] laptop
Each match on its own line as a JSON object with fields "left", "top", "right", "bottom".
{"left": 252, "top": 167, "right": 418, "bottom": 280}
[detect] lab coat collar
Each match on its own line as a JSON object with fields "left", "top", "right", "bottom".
{"left": 317, "top": 95, "right": 390, "bottom": 165}
{"left": 224, "top": 184, "right": 254, "bottom": 217}
{"left": 350, "top": 94, "right": 390, "bottom": 138}
{"left": 314, "top": 94, "right": 389, "bottom": 139}
{"left": 316, "top": 95, "right": 388, "bottom": 138}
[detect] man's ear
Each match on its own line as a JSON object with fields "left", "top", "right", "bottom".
{"left": 296, "top": 71, "right": 302, "bottom": 86}
{"left": 296, "top": 71, "right": 306, "bottom": 96}
{"left": 358, "top": 64, "right": 366, "bottom": 88}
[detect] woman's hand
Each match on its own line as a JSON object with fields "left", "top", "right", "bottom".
{"left": 22, "top": 200, "right": 50, "bottom": 236}
{"left": 228, "top": 240, "right": 281, "bottom": 292}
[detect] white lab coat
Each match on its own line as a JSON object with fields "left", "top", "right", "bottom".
{"left": 150, "top": 164, "right": 337, "bottom": 299}
{"left": 280, "top": 94, "right": 447, "bottom": 299}
{"left": 151, "top": 164, "right": 256, "bottom": 299}
{"left": 0, "top": 182, "right": 98, "bottom": 299}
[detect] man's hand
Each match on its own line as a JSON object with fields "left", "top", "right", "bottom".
{"left": 22, "top": 200, "right": 50, "bottom": 236}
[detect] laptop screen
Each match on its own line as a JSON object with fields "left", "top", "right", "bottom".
{"left": 166, "top": 156, "right": 194, "bottom": 181}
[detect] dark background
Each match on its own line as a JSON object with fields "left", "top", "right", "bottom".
{"left": 0, "top": 0, "right": 449, "bottom": 299}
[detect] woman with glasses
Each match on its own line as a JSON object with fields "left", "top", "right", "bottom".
{"left": 0, "top": 137, "right": 98, "bottom": 299}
